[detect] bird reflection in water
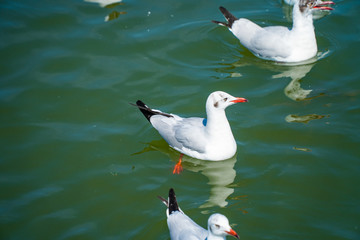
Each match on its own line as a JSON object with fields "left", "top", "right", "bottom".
{"left": 225, "top": 53, "right": 332, "bottom": 102}
{"left": 133, "top": 139, "right": 238, "bottom": 208}
{"left": 285, "top": 113, "right": 328, "bottom": 123}
{"left": 84, "top": 0, "right": 126, "bottom": 22}
{"left": 222, "top": 57, "right": 331, "bottom": 128}
{"left": 272, "top": 62, "right": 315, "bottom": 101}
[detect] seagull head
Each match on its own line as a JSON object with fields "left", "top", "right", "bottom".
{"left": 208, "top": 213, "right": 240, "bottom": 239}
{"left": 206, "top": 91, "right": 248, "bottom": 112}
{"left": 299, "top": 0, "right": 334, "bottom": 14}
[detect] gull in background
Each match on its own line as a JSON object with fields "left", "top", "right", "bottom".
{"left": 212, "top": 0, "right": 334, "bottom": 63}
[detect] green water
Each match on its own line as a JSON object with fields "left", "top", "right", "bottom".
{"left": 1, "top": 0, "right": 359, "bottom": 239}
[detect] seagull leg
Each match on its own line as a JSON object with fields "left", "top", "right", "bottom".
{"left": 172, "top": 154, "right": 184, "bottom": 174}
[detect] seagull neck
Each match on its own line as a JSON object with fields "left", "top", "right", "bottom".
{"left": 205, "top": 109, "right": 231, "bottom": 133}
{"left": 292, "top": 5, "right": 314, "bottom": 31}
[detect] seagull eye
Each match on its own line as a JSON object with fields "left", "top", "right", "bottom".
{"left": 215, "top": 224, "right": 220, "bottom": 228}
{"left": 223, "top": 98, "right": 228, "bottom": 102}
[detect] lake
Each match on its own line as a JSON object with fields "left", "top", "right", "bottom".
{"left": 0, "top": 0, "right": 359, "bottom": 239}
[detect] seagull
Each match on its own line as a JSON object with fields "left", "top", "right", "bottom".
{"left": 133, "top": 91, "right": 248, "bottom": 174}
{"left": 212, "top": 0, "right": 334, "bottom": 63}
{"left": 158, "top": 188, "right": 240, "bottom": 240}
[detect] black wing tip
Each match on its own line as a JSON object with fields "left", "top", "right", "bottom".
{"left": 169, "top": 188, "right": 175, "bottom": 197}
{"left": 136, "top": 100, "right": 148, "bottom": 110}
{"left": 216, "top": 6, "right": 237, "bottom": 28}
{"left": 168, "top": 188, "right": 179, "bottom": 214}
{"left": 133, "top": 100, "right": 153, "bottom": 122}
{"left": 133, "top": 100, "right": 174, "bottom": 122}
{"left": 136, "top": 100, "right": 145, "bottom": 106}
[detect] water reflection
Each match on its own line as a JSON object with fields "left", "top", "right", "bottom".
{"left": 272, "top": 63, "right": 315, "bottom": 101}
{"left": 229, "top": 58, "right": 317, "bottom": 101}
{"left": 285, "top": 113, "right": 328, "bottom": 123}
{"left": 84, "top": 0, "right": 126, "bottom": 21}
{"left": 293, "top": 146, "right": 312, "bottom": 152}
{"left": 270, "top": 62, "right": 330, "bottom": 125}
{"left": 134, "top": 139, "right": 237, "bottom": 208}
{"left": 226, "top": 57, "right": 331, "bottom": 125}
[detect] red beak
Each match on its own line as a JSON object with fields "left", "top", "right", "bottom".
{"left": 226, "top": 229, "right": 240, "bottom": 239}
{"left": 313, "top": 6, "right": 334, "bottom": 10}
{"left": 313, "top": 1, "right": 335, "bottom": 11}
{"left": 231, "top": 97, "right": 248, "bottom": 103}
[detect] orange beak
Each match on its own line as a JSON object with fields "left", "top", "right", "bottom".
{"left": 231, "top": 97, "right": 248, "bottom": 103}
{"left": 313, "top": 1, "right": 334, "bottom": 11}
{"left": 226, "top": 228, "right": 240, "bottom": 239}
{"left": 313, "top": 5, "right": 334, "bottom": 10}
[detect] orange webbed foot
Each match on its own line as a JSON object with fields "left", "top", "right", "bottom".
{"left": 172, "top": 154, "right": 184, "bottom": 174}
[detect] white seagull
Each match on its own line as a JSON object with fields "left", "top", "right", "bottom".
{"left": 212, "top": 0, "right": 334, "bottom": 63}
{"left": 133, "top": 91, "right": 247, "bottom": 174}
{"left": 158, "top": 188, "right": 240, "bottom": 240}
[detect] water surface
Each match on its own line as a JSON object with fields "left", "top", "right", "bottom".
{"left": 1, "top": 0, "right": 359, "bottom": 239}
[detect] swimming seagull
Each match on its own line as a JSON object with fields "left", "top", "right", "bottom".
{"left": 212, "top": 0, "right": 334, "bottom": 63}
{"left": 158, "top": 188, "right": 240, "bottom": 240}
{"left": 133, "top": 91, "right": 248, "bottom": 174}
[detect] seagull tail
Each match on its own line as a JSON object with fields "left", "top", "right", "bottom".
{"left": 168, "top": 188, "right": 180, "bottom": 214}
{"left": 132, "top": 100, "right": 173, "bottom": 122}
{"left": 135, "top": 100, "right": 154, "bottom": 122}
{"left": 212, "top": 6, "right": 238, "bottom": 28}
